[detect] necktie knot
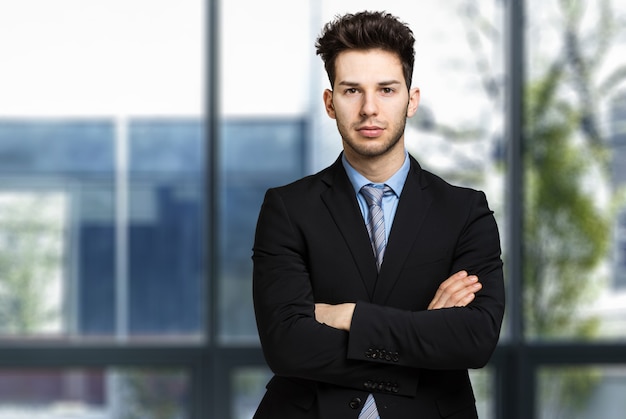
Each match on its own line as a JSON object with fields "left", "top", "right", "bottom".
{"left": 361, "top": 184, "right": 392, "bottom": 208}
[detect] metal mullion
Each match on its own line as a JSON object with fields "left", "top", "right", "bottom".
{"left": 492, "top": 343, "right": 534, "bottom": 419}
{"left": 501, "top": 0, "right": 528, "bottom": 417}
{"left": 504, "top": 0, "right": 525, "bottom": 355}
{"left": 526, "top": 343, "right": 626, "bottom": 365}
{"left": 0, "top": 345, "right": 206, "bottom": 367}
{"left": 0, "top": 345, "right": 206, "bottom": 418}
{"left": 204, "top": 0, "right": 221, "bottom": 417}
{"left": 200, "top": 0, "right": 275, "bottom": 413}
{"left": 191, "top": 346, "right": 213, "bottom": 419}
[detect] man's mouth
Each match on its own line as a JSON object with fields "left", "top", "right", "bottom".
{"left": 357, "top": 126, "right": 384, "bottom": 137}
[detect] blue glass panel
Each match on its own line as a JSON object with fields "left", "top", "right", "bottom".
{"left": 218, "top": 118, "right": 307, "bottom": 341}
{"left": 0, "top": 120, "right": 114, "bottom": 174}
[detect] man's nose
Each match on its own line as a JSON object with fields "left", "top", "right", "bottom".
{"left": 360, "top": 92, "right": 379, "bottom": 116}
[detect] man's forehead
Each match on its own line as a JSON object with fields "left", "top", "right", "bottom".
{"left": 333, "top": 49, "right": 405, "bottom": 85}
{"left": 335, "top": 48, "right": 402, "bottom": 63}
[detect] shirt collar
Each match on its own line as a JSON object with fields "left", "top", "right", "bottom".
{"left": 341, "top": 151, "right": 410, "bottom": 197}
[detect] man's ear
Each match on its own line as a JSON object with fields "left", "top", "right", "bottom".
{"left": 323, "top": 89, "right": 336, "bottom": 119}
{"left": 407, "top": 87, "right": 420, "bottom": 117}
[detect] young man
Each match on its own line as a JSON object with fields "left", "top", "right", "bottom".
{"left": 252, "top": 11, "right": 504, "bottom": 419}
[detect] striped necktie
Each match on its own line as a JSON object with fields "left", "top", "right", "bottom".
{"left": 358, "top": 184, "right": 392, "bottom": 419}
{"left": 361, "top": 184, "right": 392, "bottom": 271}
{"left": 358, "top": 393, "right": 379, "bottom": 419}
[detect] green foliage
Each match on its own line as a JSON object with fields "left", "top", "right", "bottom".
{"left": 539, "top": 366, "right": 603, "bottom": 419}
{"left": 524, "top": 69, "right": 610, "bottom": 339}
{"left": 0, "top": 194, "right": 63, "bottom": 334}
{"left": 457, "top": 0, "right": 626, "bottom": 415}
{"left": 522, "top": 0, "right": 626, "bottom": 415}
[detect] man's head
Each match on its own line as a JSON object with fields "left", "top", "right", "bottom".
{"left": 315, "top": 11, "right": 415, "bottom": 90}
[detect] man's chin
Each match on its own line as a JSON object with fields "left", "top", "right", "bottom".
{"left": 346, "top": 140, "right": 399, "bottom": 159}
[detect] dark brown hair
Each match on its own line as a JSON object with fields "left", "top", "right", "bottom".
{"left": 315, "top": 11, "right": 415, "bottom": 90}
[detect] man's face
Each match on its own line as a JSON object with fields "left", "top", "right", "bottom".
{"left": 323, "top": 48, "right": 420, "bottom": 162}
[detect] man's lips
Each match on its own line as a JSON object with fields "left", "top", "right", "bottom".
{"left": 357, "top": 126, "right": 384, "bottom": 137}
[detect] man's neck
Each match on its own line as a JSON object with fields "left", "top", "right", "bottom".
{"left": 343, "top": 147, "right": 406, "bottom": 183}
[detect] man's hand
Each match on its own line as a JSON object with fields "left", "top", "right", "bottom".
{"left": 315, "top": 302, "right": 355, "bottom": 331}
{"left": 428, "top": 270, "right": 481, "bottom": 310}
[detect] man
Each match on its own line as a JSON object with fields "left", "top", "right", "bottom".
{"left": 252, "top": 11, "right": 504, "bottom": 419}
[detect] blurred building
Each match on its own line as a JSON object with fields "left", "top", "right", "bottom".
{"left": 0, "top": 116, "right": 307, "bottom": 415}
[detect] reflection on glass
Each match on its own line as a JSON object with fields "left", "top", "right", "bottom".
{"left": 232, "top": 367, "right": 272, "bottom": 419}
{"left": 127, "top": 119, "right": 205, "bottom": 339}
{"left": 218, "top": 119, "right": 307, "bottom": 342}
{"left": 538, "top": 365, "right": 626, "bottom": 419}
{"left": 0, "top": 1, "right": 204, "bottom": 342}
{"left": 0, "top": 193, "right": 66, "bottom": 335}
{"left": 524, "top": 0, "right": 626, "bottom": 340}
{"left": 470, "top": 368, "right": 494, "bottom": 419}
{"left": 0, "top": 368, "right": 189, "bottom": 419}
{"left": 0, "top": 119, "right": 205, "bottom": 341}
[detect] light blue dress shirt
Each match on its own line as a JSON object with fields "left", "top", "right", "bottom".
{"left": 341, "top": 152, "right": 410, "bottom": 242}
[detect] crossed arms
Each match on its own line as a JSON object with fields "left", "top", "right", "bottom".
{"left": 315, "top": 270, "right": 482, "bottom": 331}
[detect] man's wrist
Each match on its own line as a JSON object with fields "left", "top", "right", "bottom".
{"left": 342, "top": 303, "right": 356, "bottom": 331}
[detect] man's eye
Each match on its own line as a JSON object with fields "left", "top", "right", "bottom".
{"left": 345, "top": 88, "right": 358, "bottom": 94}
{"left": 381, "top": 87, "right": 394, "bottom": 94}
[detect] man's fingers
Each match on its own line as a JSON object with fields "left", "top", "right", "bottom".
{"left": 428, "top": 271, "right": 468, "bottom": 309}
{"left": 458, "top": 291, "right": 477, "bottom": 307}
{"left": 428, "top": 271, "right": 481, "bottom": 310}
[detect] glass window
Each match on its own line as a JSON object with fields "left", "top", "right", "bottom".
{"left": 538, "top": 365, "right": 626, "bottom": 419}
{"left": 524, "top": 0, "right": 626, "bottom": 340}
{"left": 0, "top": 118, "right": 205, "bottom": 341}
{"left": 611, "top": 93, "right": 626, "bottom": 291}
{"left": 218, "top": 119, "right": 307, "bottom": 342}
{"left": 127, "top": 119, "right": 205, "bottom": 338}
{"left": 0, "top": 2, "right": 205, "bottom": 342}
{"left": 0, "top": 367, "right": 190, "bottom": 419}
{"left": 231, "top": 367, "right": 272, "bottom": 419}
{"left": 470, "top": 369, "right": 495, "bottom": 419}
{"left": 0, "top": 191, "right": 67, "bottom": 335}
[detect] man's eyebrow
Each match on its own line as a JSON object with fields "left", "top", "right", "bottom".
{"left": 336, "top": 80, "right": 402, "bottom": 87}
{"left": 337, "top": 81, "right": 360, "bottom": 87}
{"left": 378, "top": 80, "right": 402, "bottom": 86}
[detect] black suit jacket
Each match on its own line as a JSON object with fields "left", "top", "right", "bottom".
{"left": 252, "top": 154, "right": 505, "bottom": 419}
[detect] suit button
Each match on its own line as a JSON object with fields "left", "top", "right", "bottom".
{"left": 349, "top": 397, "right": 362, "bottom": 409}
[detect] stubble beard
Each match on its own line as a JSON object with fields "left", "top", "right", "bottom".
{"left": 338, "top": 115, "right": 407, "bottom": 160}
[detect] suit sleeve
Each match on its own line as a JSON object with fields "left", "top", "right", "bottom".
{"left": 347, "top": 190, "right": 505, "bottom": 370}
{"left": 252, "top": 188, "right": 420, "bottom": 396}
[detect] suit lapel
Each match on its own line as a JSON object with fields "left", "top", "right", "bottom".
{"left": 373, "top": 157, "right": 433, "bottom": 303}
{"left": 320, "top": 157, "right": 379, "bottom": 298}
